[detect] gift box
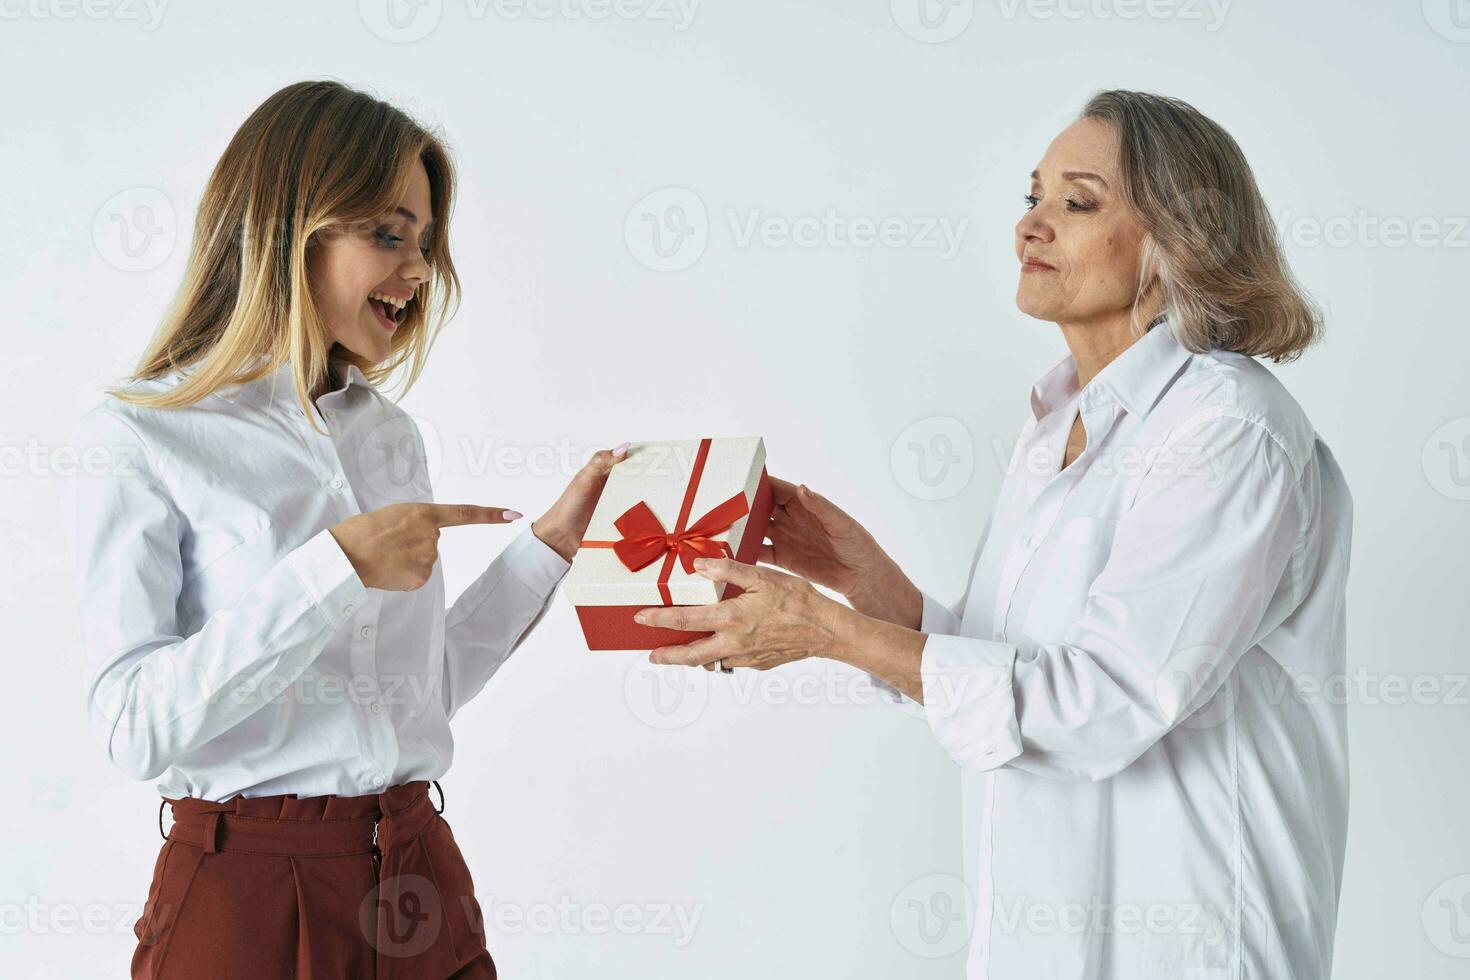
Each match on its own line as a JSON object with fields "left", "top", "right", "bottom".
{"left": 563, "top": 437, "right": 774, "bottom": 650}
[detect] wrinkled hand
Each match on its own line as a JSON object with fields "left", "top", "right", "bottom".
{"left": 636, "top": 557, "right": 850, "bottom": 670}
{"left": 532, "top": 444, "right": 629, "bottom": 562}
{"left": 760, "top": 476, "right": 878, "bottom": 593}
{"left": 761, "top": 475, "right": 919, "bottom": 627}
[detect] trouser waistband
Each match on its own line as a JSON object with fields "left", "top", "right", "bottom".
{"left": 160, "top": 780, "right": 444, "bottom": 857}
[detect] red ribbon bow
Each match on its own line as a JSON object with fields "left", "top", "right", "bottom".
{"left": 609, "top": 494, "right": 750, "bottom": 576}
{"left": 578, "top": 437, "right": 751, "bottom": 606}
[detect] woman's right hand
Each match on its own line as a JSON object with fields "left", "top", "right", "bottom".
{"left": 330, "top": 502, "right": 521, "bottom": 591}
{"left": 760, "top": 476, "right": 922, "bottom": 629}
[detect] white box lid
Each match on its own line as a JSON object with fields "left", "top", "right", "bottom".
{"left": 562, "top": 437, "right": 765, "bottom": 607}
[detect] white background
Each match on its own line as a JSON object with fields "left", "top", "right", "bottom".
{"left": 4, "top": 0, "right": 1469, "bottom": 976}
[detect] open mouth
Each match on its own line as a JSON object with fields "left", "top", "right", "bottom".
{"left": 367, "top": 291, "right": 412, "bottom": 331}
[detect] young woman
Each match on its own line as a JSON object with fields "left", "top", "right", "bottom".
{"left": 67, "top": 80, "right": 621, "bottom": 978}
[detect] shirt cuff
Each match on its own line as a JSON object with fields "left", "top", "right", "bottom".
{"left": 920, "top": 590, "right": 961, "bottom": 636}
{"left": 286, "top": 526, "right": 369, "bottom": 628}
{"left": 503, "top": 524, "right": 573, "bottom": 599}
{"left": 920, "top": 633, "right": 1024, "bottom": 771}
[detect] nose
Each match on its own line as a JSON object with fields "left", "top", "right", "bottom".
{"left": 400, "top": 248, "right": 431, "bottom": 285}
{"left": 1016, "top": 205, "right": 1053, "bottom": 246}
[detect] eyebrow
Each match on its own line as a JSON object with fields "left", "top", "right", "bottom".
{"left": 393, "top": 206, "right": 437, "bottom": 234}
{"left": 1030, "top": 169, "right": 1111, "bottom": 189}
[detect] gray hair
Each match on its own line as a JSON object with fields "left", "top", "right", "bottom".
{"left": 1082, "top": 90, "right": 1323, "bottom": 362}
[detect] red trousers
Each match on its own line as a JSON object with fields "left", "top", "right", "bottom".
{"left": 132, "top": 780, "right": 495, "bottom": 979}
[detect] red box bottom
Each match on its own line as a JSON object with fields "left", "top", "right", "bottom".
{"left": 574, "top": 468, "right": 774, "bottom": 650}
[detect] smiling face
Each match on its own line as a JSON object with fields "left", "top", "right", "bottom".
{"left": 1015, "top": 117, "right": 1154, "bottom": 328}
{"left": 308, "top": 156, "right": 435, "bottom": 364}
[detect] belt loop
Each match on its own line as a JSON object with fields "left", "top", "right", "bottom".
{"left": 158, "top": 799, "right": 170, "bottom": 841}
{"left": 202, "top": 811, "right": 221, "bottom": 854}
{"left": 430, "top": 779, "right": 444, "bottom": 814}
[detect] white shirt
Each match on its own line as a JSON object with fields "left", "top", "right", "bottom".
{"left": 66, "top": 354, "right": 571, "bottom": 802}
{"left": 881, "top": 321, "right": 1352, "bottom": 979}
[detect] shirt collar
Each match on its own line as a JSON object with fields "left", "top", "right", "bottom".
{"left": 213, "top": 352, "right": 371, "bottom": 407}
{"left": 1029, "top": 318, "right": 1191, "bottom": 422}
{"left": 1029, "top": 354, "right": 1082, "bottom": 422}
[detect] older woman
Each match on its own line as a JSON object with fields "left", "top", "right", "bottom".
{"left": 636, "top": 90, "right": 1353, "bottom": 979}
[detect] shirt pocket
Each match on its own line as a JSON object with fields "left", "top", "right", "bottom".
{"left": 1019, "top": 516, "right": 1121, "bottom": 643}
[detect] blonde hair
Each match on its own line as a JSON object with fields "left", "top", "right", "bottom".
{"left": 1082, "top": 90, "right": 1323, "bottom": 362}
{"left": 109, "top": 79, "right": 461, "bottom": 432}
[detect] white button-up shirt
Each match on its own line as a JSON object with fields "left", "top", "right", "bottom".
{"left": 66, "top": 354, "right": 571, "bottom": 801}
{"left": 882, "top": 322, "right": 1352, "bottom": 979}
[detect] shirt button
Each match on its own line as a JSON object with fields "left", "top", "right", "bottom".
{"left": 371, "top": 774, "right": 385, "bottom": 788}
{"left": 343, "top": 603, "right": 355, "bottom": 615}
{"left": 360, "top": 625, "right": 374, "bottom": 639}
{"left": 370, "top": 701, "right": 383, "bottom": 714}
{"left": 326, "top": 409, "right": 337, "bottom": 420}
{"left": 330, "top": 477, "right": 344, "bottom": 490}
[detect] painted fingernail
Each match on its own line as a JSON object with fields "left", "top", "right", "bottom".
{"left": 612, "top": 442, "right": 630, "bottom": 456}
{"left": 504, "top": 510, "right": 524, "bottom": 521}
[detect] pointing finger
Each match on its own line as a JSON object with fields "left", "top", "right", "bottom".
{"left": 429, "top": 504, "right": 522, "bottom": 527}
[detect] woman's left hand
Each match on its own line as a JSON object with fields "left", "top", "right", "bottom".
{"left": 531, "top": 443, "right": 629, "bottom": 562}
{"left": 635, "top": 558, "right": 850, "bottom": 670}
